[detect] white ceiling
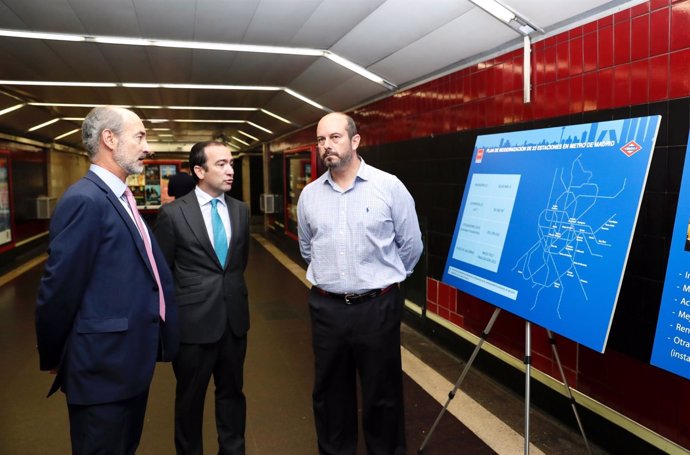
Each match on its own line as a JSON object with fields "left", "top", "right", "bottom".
{"left": 0, "top": 0, "right": 641, "bottom": 154}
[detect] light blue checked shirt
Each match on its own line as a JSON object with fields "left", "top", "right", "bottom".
{"left": 297, "top": 158, "right": 423, "bottom": 294}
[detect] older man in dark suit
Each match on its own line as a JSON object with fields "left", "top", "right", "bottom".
{"left": 35, "top": 106, "right": 179, "bottom": 455}
{"left": 154, "top": 141, "right": 250, "bottom": 455}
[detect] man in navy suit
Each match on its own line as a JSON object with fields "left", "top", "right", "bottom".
{"left": 35, "top": 106, "right": 179, "bottom": 455}
{"left": 155, "top": 141, "right": 250, "bottom": 455}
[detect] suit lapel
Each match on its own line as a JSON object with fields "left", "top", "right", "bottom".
{"left": 84, "top": 171, "right": 156, "bottom": 278}
{"left": 224, "top": 195, "right": 238, "bottom": 267}
{"left": 179, "top": 192, "right": 221, "bottom": 267}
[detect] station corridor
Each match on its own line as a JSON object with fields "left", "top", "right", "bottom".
{"left": 0, "top": 234, "right": 606, "bottom": 455}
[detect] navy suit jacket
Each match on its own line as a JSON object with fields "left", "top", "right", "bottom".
{"left": 35, "top": 171, "right": 179, "bottom": 405}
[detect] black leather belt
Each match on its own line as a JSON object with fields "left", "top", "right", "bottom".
{"left": 314, "top": 283, "right": 398, "bottom": 304}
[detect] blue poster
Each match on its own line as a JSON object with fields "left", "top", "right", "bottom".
{"left": 651, "top": 135, "right": 690, "bottom": 379}
{"left": 443, "top": 116, "right": 660, "bottom": 352}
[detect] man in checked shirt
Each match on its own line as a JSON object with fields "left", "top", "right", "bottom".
{"left": 298, "top": 112, "right": 423, "bottom": 455}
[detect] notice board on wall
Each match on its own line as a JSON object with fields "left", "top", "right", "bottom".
{"left": 443, "top": 116, "right": 661, "bottom": 352}
{"left": 651, "top": 133, "right": 690, "bottom": 380}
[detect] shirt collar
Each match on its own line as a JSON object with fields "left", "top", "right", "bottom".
{"left": 194, "top": 187, "right": 226, "bottom": 207}
{"left": 323, "top": 157, "right": 369, "bottom": 187}
{"left": 90, "top": 164, "right": 127, "bottom": 198}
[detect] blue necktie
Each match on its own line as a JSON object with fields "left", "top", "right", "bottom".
{"left": 211, "top": 199, "right": 228, "bottom": 266}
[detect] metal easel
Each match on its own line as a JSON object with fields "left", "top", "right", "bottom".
{"left": 417, "top": 307, "right": 592, "bottom": 455}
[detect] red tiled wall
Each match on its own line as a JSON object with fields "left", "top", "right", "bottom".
{"left": 271, "top": 0, "right": 690, "bottom": 447}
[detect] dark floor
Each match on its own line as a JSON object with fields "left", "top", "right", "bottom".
{"left": 0, "top": 236, "right": 505, "bottom": 455}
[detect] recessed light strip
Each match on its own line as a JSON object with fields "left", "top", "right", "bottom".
{"left": 54, "top": 128, "right": 80, "bottom": 140}
{"left": 0, "top": 103, "right": 24, "bottom": 117}
{"left": 246, "top": 122, "right": 273, "bottom": 134}
{"left": 231, "top": 136, "right": 249, "bottom": 146}
{"left": 28, "top": 118, "right": 60, "bottom": 131}
{"left": 323, "top": 52, "right": 396, "bottom": 90}
{"left": 260, "top": 109, "right": 292, "bottom": 124}
{"left": 0, "top": 28, "right": 395, "bottom": 89}
{"left": 283, "top": 88, "right": 330, "bottom": 112}
{"left": 238, "top": 130, "right": 259, "bottom": 141}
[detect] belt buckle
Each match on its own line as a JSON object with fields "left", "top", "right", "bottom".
{"left": 344, "top": 293, "right": 357, "bottom": 304}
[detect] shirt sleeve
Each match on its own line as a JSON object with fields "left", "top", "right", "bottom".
{"left": 390, "top": 178, "right": 423, "bottom": 275}
{"left": 297, "top": 190, "right": 312, "bottom": 264}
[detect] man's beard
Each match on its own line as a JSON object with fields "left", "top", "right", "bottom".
{"left": 113, "top": 143, "right": 144, "bottom": 175}
{"left": 323, "top": 149, "right": 352, "bottom": 169}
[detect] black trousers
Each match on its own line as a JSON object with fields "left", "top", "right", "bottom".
{"left": 67, "top": 388, "right": 149, "bottom": 455}
{"left": 173, "top": 325, "right": 247, "bottom": 455}
{"left": 308, "top": 285, "right": 406, "bottom": 455}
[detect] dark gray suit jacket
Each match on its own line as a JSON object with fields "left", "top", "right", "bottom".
{"left": 154, "top": 190, "right": 250, "bottom": 343}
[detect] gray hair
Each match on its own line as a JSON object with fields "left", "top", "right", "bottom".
{"left": 81, "top": 106, "right": 126, "bottom": 159}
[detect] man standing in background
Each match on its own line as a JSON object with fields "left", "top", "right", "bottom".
{"left": 167, "top": 161, "right": 196, "bottom": 199}
{"left": 297, "top": 112, "right": 423, "bottom": 455}
{"left": 155, "top": 141, "right": 250, "bottom": 455}
{"left": 35, "top": 106, "right": 179, "bottom": 455}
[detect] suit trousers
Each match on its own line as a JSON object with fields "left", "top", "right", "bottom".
{"left": 173, "top": 324, "right": 247, "bottom": 455}
{"left": 67, "top": 388, "right": 149, "bottom": 455}
{"left": 308, "top": 285, "right": 406, "bottom": 455}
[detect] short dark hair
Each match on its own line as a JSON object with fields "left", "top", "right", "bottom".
{"left": 189, "top": 141, "right": 225, "bottom": 183}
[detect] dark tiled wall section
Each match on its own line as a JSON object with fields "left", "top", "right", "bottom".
{"left": 274, "top": 0, "right": 690, "bottom": 447}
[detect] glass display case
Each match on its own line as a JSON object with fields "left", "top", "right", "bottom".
{"left": 126, "top": 161, "right": 179, "bottom": 209}
{"left": 284, "top": 145, "right": 318, "bottom": 239}
{"left": 0, "top": 151, "right": 11, "bottom": 249}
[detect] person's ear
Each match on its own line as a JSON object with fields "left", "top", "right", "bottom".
{"left": 102, "top": 129, "right": 117, "bottom": 151}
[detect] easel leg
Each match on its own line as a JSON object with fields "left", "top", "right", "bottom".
{"left": 417, "top": 307, "right": 502, "bottom": 454}
{"left": 546, "top": 329, "right": 592, "bottom": 455}
{"left": 524, "top": 321, "right": 532, "bottom": 455}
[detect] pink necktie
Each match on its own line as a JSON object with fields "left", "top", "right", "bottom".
{"left": 124, "top": 188, "right": 166, "bottom": 321}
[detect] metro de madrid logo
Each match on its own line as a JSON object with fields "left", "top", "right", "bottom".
{"left": 475, "top": 148, "right": 484, "bottom": 163}
{"left": 620, "top": 140, "right": 642, "bottom": 157}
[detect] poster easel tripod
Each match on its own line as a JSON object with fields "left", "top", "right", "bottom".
{"left": 418, "top": 307, "right": 592, "bottom": 455}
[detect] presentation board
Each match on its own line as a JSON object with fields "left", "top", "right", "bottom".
{"left": 443, "top": 116, "right": 661, "bottom": 352}
{"left": 651, "top": 133, "right": 690, "bottom": 380}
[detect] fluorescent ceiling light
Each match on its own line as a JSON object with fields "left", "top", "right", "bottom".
{"left": 260, "top": 109, "right": 291, "bottom": 124}
{"left": 469, "top": 0, "right": 515, "bottom": 23}
{"left": 231, "top": 136, "right": 249, "bottom": 146}
{"left": 238, "top": 130, "right": 259, "bottom": 141}
{"left": 323, "top": 52, "right": 396, "bottom": 90}
{"left": 28, "top": 118, "right": 60, "bottom": 131}
{"left": 468, "top": 0, "right": 543, "bottom": 36}
{"left": 27, "top": 102, "right": 282, "bottom": 117}
{"left": 167, "top": 106, "right": 257, "bottom": 111}
{"left": 160, "top": 83, "right": 280, "bottom": 91}
{"left": 28, "top": 102, "right": 126, "bottom": 108}
{"left": 5, "top": 81, "right": 330, "bottom": 112}
{"left": 283, "top": 88, "right": 329, "bottom": 112}
{"left": 0, "top": 29, "right": 84, "bottom": 42}
{"left": 0, "top": 28, "right": 394, "bottom": 89}
{"left": 0, "top": 80, "right": 116, "bottom": 87}
{"left": 246, "top": 122, "right": 273, "bottom": 134}
{"left": 171, "top": 119, "right": 244, "bottom": 123}
{"left": 0, "top": 103, "right": 24, "bottom": 117}
{"left": 54, "top": 128, "right": 80, "bottom": 140}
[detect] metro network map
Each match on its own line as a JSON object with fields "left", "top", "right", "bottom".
{"left": 443, "top": 116, "right": 660, "bottom": 352}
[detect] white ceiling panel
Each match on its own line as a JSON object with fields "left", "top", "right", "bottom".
{"left": 371, "top": 8, "right": 518, "bottom": 85}
{"left": 331, "top": 0, "right": 473, "bottom": 66}
{"left": 290, "top": 0, "right": 387, "bottom": 48}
